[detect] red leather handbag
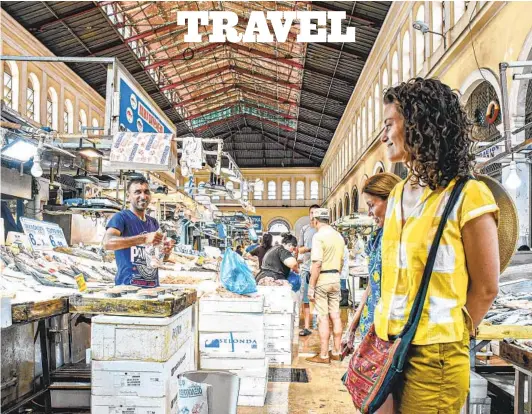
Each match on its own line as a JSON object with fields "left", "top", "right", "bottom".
{"left": 343, "top": 177, "right": 469, "bottom": 413}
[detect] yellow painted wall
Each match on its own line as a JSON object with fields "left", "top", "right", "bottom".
{"left": 322, "top": 1, "right": 532, "bottom": 217}
{"left": 219, "top": 205, "right": 310, "bottom": 232}
{"left": 0, "top": 10, "right": 106, "bottom": 129}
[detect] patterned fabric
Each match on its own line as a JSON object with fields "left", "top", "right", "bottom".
{"left": 374, "top": 178, "right": 499, "bottom": 345}
{"left": 359, "top": 228, "right": 383, "bottom": 339}
{"left": 343, "top": 325, "right": 398, "bottom": 413}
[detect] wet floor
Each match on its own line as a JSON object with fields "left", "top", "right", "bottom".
{"left": 238, "top": 307, "right": 359, "bottom": 414}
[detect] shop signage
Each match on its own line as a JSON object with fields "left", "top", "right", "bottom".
{"left": 20, "top": 217, "right": 68, "bottom": 250}
{"left": 117, "top": 72, "right": 174, "bottom": 134}
{"left": 109, "top": 132, "right": 174, "bottom": 171}
{"left": 249, "top": 215, "right": 262, "bottom": 232}
{"left": 174, "top": 244, "right": 205, "bottom": 257}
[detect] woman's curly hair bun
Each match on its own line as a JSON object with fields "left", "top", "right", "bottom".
{"left": 384, "top": 78, "right": 475, "bottom": 190}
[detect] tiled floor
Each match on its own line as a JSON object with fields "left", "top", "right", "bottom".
{"left": 238, "top": 308, "right": 358, "bottom": 414}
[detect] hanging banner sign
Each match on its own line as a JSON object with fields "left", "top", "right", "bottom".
{"left": 109, "top": 132, "right": 173, "bottom": 171}
{"left": 249, "top": 216, "right": 263, "bottom": 232}
{"left": 20, "top": 217, "right": 68, "bottom": 250}
{"left": 117, "top": 73, "right": 174, "bottom": 134}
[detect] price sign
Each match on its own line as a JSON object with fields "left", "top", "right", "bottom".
{"left": 20, "top": 217, "right": 68, "bottom": 250}
{"left": 75, "top": 274, "right": 87, "bottom": 292}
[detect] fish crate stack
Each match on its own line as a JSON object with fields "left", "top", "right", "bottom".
{"left": 199, "top": 293, "right": 268, "bottom": 407}
{"left": 90, "top": 304, "right": 195, "bottom": 413}
{"left": 257, "top": 285, "right": 296, "bottom": 365}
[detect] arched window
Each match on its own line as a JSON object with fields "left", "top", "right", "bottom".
{"left": 392, "top": 52, "right": 399, "bottom": 85}
{"left": 296, "top": 181, "right": 305, "bottom": 200}
{"left": 345, "top": 193, "right": 350, "bottom": 216}
{"left": 374, "top": 83, "right": 381, "bottom": 126}
{"left": 310, "top": 180, "right": 319, "bottom": 199}
{"left": 27, "top": 73, "right": 40, "bottom": 122}
{"left": 3, "top": 61, "right": 19, "bottom": 110}
{"left": 332, "top": 204, "right": 336, "bottom": 222}
{"left": 92, "top": 118, "right": 100, "bottom": 135}
{"left": 254, "top": 180, "right": 264, "bottom": 200}
{"left": 382, "top": 68, "right": 389, "bottom": 91}
{"left": 352, "top": 186, "right": 359, "bottom": 213}
{"left": 282, "top": 181, "right": 290, "bottom": 200}
{"left": 454, "top": 0, "right": 466, "bottom": 23}
{"left": 3, "top": 64, "right": 13, "bottom": 108}
{"left": 268, "top": 181, "right": 276, "bottom": 200}
{"left": 338, "top": 201, "right": 343, "bottom": 219}
{"left": 415, "top": 6, "right": 425, "bottom": 74}
{"left": 268, "top": 219, "right": 290, "bottom": 234}
{"left": 46, "top": 88, "right": 58, "bottom": 129}
{"left": 79, "top": 109, "right": 88, "bottom": 133}
{"left": 432, "top": 2, "right": 443, "bottom": 51}
{"left": 64, "top": 99, "right": 74, "bottom": 133}
{"left": 402, "top": 31, "right": 411, "bottom": 81}
{"left": 367, "top": 96, "right": 373, "bottom": 136}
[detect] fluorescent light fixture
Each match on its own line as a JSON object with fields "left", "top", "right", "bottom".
{"left": 78, "top": 147, "right": 103, "bottom": 158}
{"left": 504, "top": 160, "right": 522, "bottom": 190}
{"left": 2, "top": 140, "right": 37, "bottom": 162}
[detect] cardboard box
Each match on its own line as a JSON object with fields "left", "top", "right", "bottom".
{"left": 91, "top": 392, "right": 179, "bottom": 414}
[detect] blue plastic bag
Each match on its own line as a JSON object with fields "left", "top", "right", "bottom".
{"left": 220, "top": 248, "right": 257, "bottom": 295}
{"left": 287, "top": 271, "right": 301, "bottom": 293}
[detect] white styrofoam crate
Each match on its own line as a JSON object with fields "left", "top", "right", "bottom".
{"left": 257, "top": 286, "right": 293, "bottom": 311}
{"left": 490, "top": 340, "right": 500, "bottom": 356}
{"left": 199, "top": 312, "right": 264, "bottom": 332}
{"left": 1, "top": 296, "right": 12, "bottom": 328}
{"left": 91, "top": 391, "right": 179, "bottom": 414}
{"left": 237, "top": 376, "right": 267, "bottom": 407}
{"left": 92, "top": 306, "right": 192, "bottom": 362}
{"left": 264, "top": 313, "right": 293, "bottom": 329}
{"left": 231, "top": 360, "right": 268, "bottom": 397}
{"left": 200, "top": 353, "right": 267, "bottom": 370}
{"left": 199, "top": 294, "right": 264, "bottom": 314}
{"left": 265, "top": 328, "right": 292, "bottom": 340}
{"left": 265, "top": 337, "right": 291, "bottom": 353}
{"left": 200, "top": 331, "right": 265, "bottom": 355}
{"left": 266, "top": 352, "right": 292, "bottom": 365}
{"left": 92, "top": 337, "right": 192, "bottom": 398}
{"left": 470, "top": 371, "right": 488, "bottom": 399}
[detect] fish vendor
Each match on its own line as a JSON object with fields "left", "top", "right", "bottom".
{"left": 103, "top": 177, "right": 175, "bottom": 288}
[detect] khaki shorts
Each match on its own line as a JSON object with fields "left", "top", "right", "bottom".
{"left": 314, "top": 283, "right": 340, "bottom": 316}
{"left": 394, "top": 323, "right": 470, "bottom": 413}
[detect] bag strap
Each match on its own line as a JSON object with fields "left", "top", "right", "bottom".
{"left": 399, "top": 176, "right": 470, "bottom": 338}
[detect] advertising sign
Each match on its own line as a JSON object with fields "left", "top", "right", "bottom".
{"left": 249, "top": 215, "right": 262, "bottom": 232}
{"left": 117, "top": 74, "right": 174, "bottom": 134}
{"left": 20, "top": 217, "right": 68, "bottom": 250}
{"left": 109, "top": 132, "right": 173, "bottom": 171}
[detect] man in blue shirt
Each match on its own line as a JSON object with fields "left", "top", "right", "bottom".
{"left": 103, "top": 177, "right": 174, "bottom": 287}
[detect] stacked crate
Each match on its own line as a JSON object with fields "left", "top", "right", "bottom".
{"left": 258, "top": 285, "right": 295, "bottom": 365}
{"left": 199, "top": 294, "right": 268, "bottom": 407}
{"left": 90, "top": 306, "right": 194, "bottom": 414}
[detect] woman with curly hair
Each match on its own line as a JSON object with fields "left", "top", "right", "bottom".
{"left": 376, "top": 78, "right": 500, "bottom": 413}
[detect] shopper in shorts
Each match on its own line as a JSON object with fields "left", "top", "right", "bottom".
{"left": 306, "top": 208, "right": 345, "bottom": 365}
{"left": 297, "top": 204, "right": 320, "bottom": 337}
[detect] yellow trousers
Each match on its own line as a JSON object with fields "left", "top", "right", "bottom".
{"left": 394, "top": 324, "right": 470, "bottom": 414}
